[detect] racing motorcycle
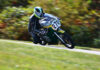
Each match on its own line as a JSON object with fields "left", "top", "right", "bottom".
{"left": 38, "top": 17, "right": 75, "bottom": 49}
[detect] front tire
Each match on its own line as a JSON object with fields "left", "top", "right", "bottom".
{"left": 62, "top": 32, "right": 75, "bottom": 49}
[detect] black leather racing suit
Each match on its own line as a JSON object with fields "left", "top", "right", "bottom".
{"left": 28, "top": 14, "right": 42, "bottom": 44}
{"left": 28, "top": 13, "right": 59, "bottom": 44}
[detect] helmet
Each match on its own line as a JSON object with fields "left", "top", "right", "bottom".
{"left": 34, "top": 7, "right": 44, "bottom": 18}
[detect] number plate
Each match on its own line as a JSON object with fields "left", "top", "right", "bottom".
{"left": 52, "top": 20, "right": 61, "bottom": 30}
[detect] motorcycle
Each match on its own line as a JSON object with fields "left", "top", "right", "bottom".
{"left": 38, "top": 17, "right": 75, "bottom": 49}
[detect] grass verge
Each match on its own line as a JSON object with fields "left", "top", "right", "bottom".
{"left": 0, "top": 39, "right": 100, "bottom": 70}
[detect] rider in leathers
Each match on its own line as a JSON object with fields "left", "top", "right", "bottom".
{"left": 28, "top": 7, "right": 59, "bottom": 44}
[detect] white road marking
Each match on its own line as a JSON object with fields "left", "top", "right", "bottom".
{"left": 1, "top": 40, "right": 100, "bottom": 55}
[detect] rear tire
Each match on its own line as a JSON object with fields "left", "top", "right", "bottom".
{"left": 40, "top": 41, "right": 47, "bottom": 45}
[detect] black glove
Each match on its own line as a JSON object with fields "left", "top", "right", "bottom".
{"left": 39, "top": 30, "right": 46, "bottom": 36}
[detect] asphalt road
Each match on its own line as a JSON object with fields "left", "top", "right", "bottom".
{"left": 2, "top": 40, "right": 100, "bottom": 55}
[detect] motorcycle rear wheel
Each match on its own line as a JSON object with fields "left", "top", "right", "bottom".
{"left": 40, "top": 41, "right": 47, "bottom": 45}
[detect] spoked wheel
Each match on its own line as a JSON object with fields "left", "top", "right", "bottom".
{"left": 61, "top": 32, "right": 75, "bottom": 49}
{"left": 39, "top": 37, "right": 47, "bottom": 45}
{"left": 40, "top": 40, "right": 47, "bottom": 45}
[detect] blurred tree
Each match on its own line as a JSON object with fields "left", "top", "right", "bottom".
{"left": 11, "top": 0, "right": 31, "bottom": 7}
{"left": 89, "top": 0, "right": 100, "bottom": 10}
{"left": 0, "top": 0, "right": 31, "bottom": 10}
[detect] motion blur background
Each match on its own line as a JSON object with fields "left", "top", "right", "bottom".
{"left": 0, "top": 0, "right": 100, "bottom": 48}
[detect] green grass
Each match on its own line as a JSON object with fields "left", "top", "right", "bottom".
{"left": 0, "top": 39, "right": 100, "bottom": 70}
{"left": 3, "top": 39, "right": 100, "bottom": 51}
{"left": 76, "top": 46, "right": 100, "bottom": 51}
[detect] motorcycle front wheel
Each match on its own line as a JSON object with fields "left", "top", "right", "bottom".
{"left": 61, "top": 32, "right": 75, "bottom": 49}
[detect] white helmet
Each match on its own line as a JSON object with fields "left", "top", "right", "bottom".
{"left": 34, "top": 7, "right": 44, "bottom": 18}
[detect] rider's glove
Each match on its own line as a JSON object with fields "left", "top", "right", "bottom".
{"left": 39, "top": 30, "right": 46, "bottom": 36}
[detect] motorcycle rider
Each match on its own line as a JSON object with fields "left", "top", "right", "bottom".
{"left": 28, "top": 6, "right": 60, "bottom": 44}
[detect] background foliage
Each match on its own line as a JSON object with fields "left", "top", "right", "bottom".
{"left": 0, "top": 0, "right": 100, "bottom": 47}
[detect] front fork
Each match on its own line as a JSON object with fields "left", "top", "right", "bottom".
{"left": 54, "top": 32, "right": 66, "bottom": 45}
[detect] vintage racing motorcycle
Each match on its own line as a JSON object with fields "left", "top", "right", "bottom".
{"left": 38, "top": 17, "right": 75, "bottom": 49}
